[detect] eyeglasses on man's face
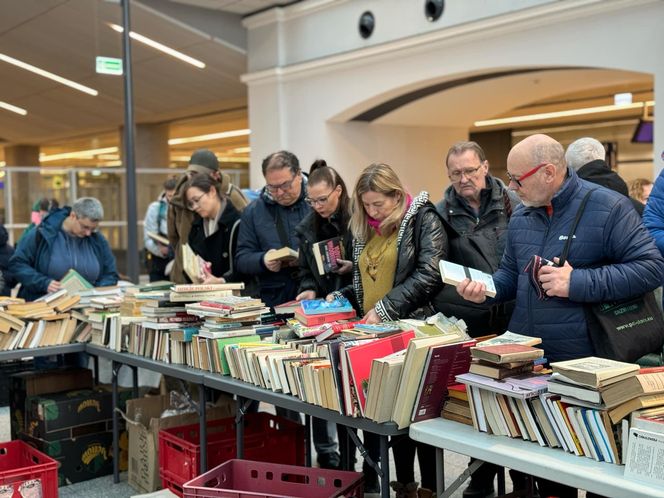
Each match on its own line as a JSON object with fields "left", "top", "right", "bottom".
{"left": 187, "top": 192, "right": 207, "bottom": 210}
{"left": 76, "top": 216, "right": 98, "bottom": 234}
{"left": 305, "top": 189, "right": 336, "bottom": 207}
{"left": 266, "top": 175, "right": 297, "bottom": 193}
{"left": 507, "top": 162, "right": 549, "bottom": 188}
{"left": 448, "top": 164, "right": 484, "bottom": 183}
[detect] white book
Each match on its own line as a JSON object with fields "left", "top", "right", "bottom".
{"left": 439, "top": 260, "right": 496, "bottom": 297}
{"left": 624, "top": 427, "right": 664, "bottom": 485}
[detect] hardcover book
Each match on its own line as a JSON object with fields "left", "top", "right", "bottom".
{"left": 300, "top": 297, "right": 354, "bottom": 315}
{"left": 312, "top": 236, "right": 344, "bottom": 275}
{"left": 439, "top": 260, "right": 496, "bottom": 297}
{"left": 293, "top": 309, "right": 357, "bottom": 327}
{"left": 470, "top": 344, "right": 544, "bottom": 364}
{"left": 411, "top": 338, "right": 475, "bottom": 423}
{"left": 344, "top": 330, "right": 415, "bottom": 416}
{"left": 550, "top": 356, "right": 639, "bottom": 389}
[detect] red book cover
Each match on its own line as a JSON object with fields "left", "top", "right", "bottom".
{"left": 411, "top": 339, "right": 476, "bottom": 423}
{"left": 294, "top": 309, "right": 357, "bottom": 327}
{"left": 344, "top": 330, "right": 415, "bottom": 416}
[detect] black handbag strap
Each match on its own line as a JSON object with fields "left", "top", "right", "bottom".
{"left": 559, "top": 189, "right": 595, "bottom": 266}
{"left": 268, "top": 204, "right": 290, "bottom": 248}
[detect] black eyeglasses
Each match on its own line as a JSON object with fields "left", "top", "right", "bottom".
{"left": 507, "top": 162, "right": 548, "bottom": 188}
{"left": 266, "top": 175, "right": 297, "bottom": 193}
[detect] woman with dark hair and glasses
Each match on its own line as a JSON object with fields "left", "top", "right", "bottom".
{"left": 183, "top": 174, "right": 242, "bottom": 284}
{"left": 295, "top": 160, "right": 353, "bottom": 301}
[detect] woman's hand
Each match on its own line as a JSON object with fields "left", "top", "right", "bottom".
{"left": 296, "top": 290, "right": 316, "bottom": 301}
{"left": 333, "top": 259, "right": 352, "bottom": 275}
{"left": 202, "top": 275, "right": 226, "bottom": 284}
{"left": 363, "top": 308, "right": 382, "bottom": 324}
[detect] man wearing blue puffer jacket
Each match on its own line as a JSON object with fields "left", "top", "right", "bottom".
{"left": 457, "top": 133, "right": 664, "bottom": 498}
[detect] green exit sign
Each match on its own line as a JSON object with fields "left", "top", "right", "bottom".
{"left": 96, "top": 56, "right": 123, "bottom": 75}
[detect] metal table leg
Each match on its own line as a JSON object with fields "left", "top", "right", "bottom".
{"left": 436, "top": 447, "right": 444, "bottom": 497}
{"left": 304, "top": 414, "right": 312, "bottom": 467}
{"left": 235, "top": 397, "right": 251, "bottom": 459}
{"left": 199, "top": 384, "right": 207, "bottom": 474}
{"left": 92, "top": 355, "right": 99, "bottom": 384}
{"left": 112, "top": 361, "right": 121, "bottom": 484}
{"left": 132, "top": 366, "right": 139, "bottom": 399}
{"left": 379, "top": 435, "right": 389, "bottom": 498}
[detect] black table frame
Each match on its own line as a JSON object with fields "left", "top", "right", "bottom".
{"left": 82, "top": 345, "right": 407, "bottom": 498}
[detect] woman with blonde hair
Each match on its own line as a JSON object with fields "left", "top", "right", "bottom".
{"left": 333, "top": 163, "right": 447, "bottom": 497}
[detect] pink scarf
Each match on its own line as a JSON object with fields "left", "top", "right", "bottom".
{"left": 367, "top": 194, "right": 412, "bottom": 235}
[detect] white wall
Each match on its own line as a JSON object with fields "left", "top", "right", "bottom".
{"left": 243, "top": 0, "right": 664, "bottom": 189}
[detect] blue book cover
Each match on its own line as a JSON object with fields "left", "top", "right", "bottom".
{"left": 300, "top": 297, "right": 354, "bottom": 315}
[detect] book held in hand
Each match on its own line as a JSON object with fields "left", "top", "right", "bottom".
{"left": 60, "top": 269, "right": 93, "bottom": 293}
{"left": 312, "top": 236, "right": 344, "bottom": 275}
{"left": 439, "top": 260, "right": 496, "bottom": 297}
{"left": 147, "top": 231, "right": 169, "bottom": 246}
{"left": 265, "top": 247, "right": 298, "bottom": 263}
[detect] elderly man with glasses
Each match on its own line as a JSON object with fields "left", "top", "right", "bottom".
{"left": 235, "top": 150, "right": 311, "bottom": 308}
{"left": 11, "top": 197, "right": 118, "bottom": 301}
{"left": 456, "top": 133, "right": 664, "bottom": 498}
{"left": 432, "top": 141, "right": 519, "bottom": 498}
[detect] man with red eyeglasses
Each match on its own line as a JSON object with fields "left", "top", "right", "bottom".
{"left": 457, "top": 133, "right": 664, "bottom": 497}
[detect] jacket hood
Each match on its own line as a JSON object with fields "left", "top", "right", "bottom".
{"left": 577, "top": 159, "right": 629, "bottom": 196}
{"left": 38, "top": 207, "right": 71, "bottom": 239}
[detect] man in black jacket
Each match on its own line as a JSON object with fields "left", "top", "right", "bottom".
{"left": 433, "top": 141, "right": 519, "bottom": 498}
{"left": 565, "top": 136, "right": 644, "bottom": 214}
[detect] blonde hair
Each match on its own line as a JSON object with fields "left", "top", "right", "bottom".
{"left": 349, "top": 163, "right": 408, "bottom": 243}
{"left": 629, "top": 178, "right": 653, "bottom": 203}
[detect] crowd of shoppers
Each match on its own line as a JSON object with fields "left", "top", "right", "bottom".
{"left": 2, "top": 136, "right": 662, "bottom": 498}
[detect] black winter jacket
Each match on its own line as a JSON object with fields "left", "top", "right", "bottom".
{"left": 0, "top": 224, "right": 14, "bottom": 296}
{"left": 294, "top": 210, "right": 352, "bottom": 297}
{"left": 433, "top": 176, "right": 518, "bottom": 336}
{"left": 577, "top": 159, "right": 644, "bottom": 215}
{"left": 336, "top": 192, "right": 447, "bottom": 320}
{"left": 188, "top": 201, "right": 241, "bottom": 282}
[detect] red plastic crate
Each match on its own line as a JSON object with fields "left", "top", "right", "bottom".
{"left": 159, "top": 413, "right": 305, "bottom": 496}
{"left": 183, "top": 459, "right": 364, "bottom": 498}
{"left": 0, "top": 440, "right": 59, "bottom": 498}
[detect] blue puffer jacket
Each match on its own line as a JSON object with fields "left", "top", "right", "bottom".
{"left": 643, "top": 168, "right": 664, "bottom": 255}
{"left": 10, "top": 207, "right": 118, "bottom": 301}
{"left": 494, "top": 169, "right": 664, "bottom": 362}
{"left": 235, "top": 185, "right": 311, "bottom": 307}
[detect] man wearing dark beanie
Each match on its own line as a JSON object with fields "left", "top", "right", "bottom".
{"left": 168, "top": 148, "right": 248, "bottom": 283}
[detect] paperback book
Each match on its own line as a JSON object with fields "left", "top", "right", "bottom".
{"left": 312, "top": 236, "right": 344, "bottom": 275}
{"left": 439, "top": 260, "right": 496, "bottom": 297}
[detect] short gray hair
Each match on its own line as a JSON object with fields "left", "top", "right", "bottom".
{"left": 565, "top": 137, "right": 606, "bottom": 171}
{"left": 72, "top": 197, "right": 104, "bottom": 221}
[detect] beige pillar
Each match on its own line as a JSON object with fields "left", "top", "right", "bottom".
{"left": 4, "top": 145, "right": 40, "bottom": 236}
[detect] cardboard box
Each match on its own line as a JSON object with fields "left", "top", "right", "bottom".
{"left": 125, "top": 394, "right": 235, "bottom": 494}
{"left": 10, "top": 368, "right": 93, "bottom": 439}
{"left": 21, "top": 429, "right": 128, "bottom": 485}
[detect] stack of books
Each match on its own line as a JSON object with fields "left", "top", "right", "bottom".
{"left": 469, "top": 342, "right": 544, "bottom": 380}
{"left": 293, "top": 297, "right": 357, "bottom": 327}
{"left": 169, "top": 283, "right": 245, "bottom": 303}
{"left": 442, "top": 383, "right": 473, "bottom": 426}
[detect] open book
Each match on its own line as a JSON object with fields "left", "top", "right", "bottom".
{"left": 181, "top": 243, "right": 208, "bottom": 283}
{"left": 439, "top": 260, "right": 496, "bottom": 297}
{"left": 60, "top": 269, "right": 93, "bottom": 293}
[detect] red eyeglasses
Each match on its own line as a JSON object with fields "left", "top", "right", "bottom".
{"left": 507, "top": 162, "right": 549, "bottom": 188}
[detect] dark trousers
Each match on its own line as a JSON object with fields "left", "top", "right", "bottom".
{"left": 392, "top": 434, "right": 436, "bottom": 490}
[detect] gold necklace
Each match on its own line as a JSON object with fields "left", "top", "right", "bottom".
{"left": 365, "top": 234, "right": 394, "bottom": 282}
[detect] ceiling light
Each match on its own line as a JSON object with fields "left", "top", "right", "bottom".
{"left": 0, "top": 101, "right": 27, "bottom": 116}
{"left": 168, "top": 129, "right": 251, "bottom": 145}
{"left": 0, "top": 162, "right": 6, "bottom": 167}
{"left": 474, "top": 101, "right": 655, "bottom": 128}
{"left": 40, "top": 146, "right": 119, "bottom": 162}
{"left": 110, "top": 24, "right": 206, "bottom": 69}
{"left": 231, "top": 147, "right": 251, "bottom": 154}
{"left": 0, "top": 53, "right": 98, "bottom": 96}
{"left": 218, "top": 157, "right": 250, "bottom": 163}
